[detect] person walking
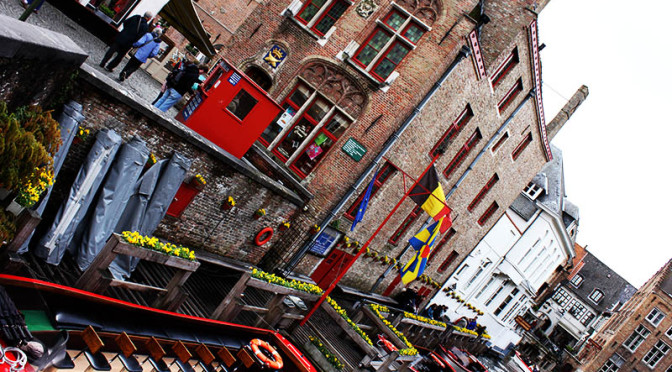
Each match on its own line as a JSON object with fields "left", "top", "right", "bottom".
{"left": 153, "top": 63, "right": 208, "bottom": 112}
{"left": 118, "top": 27, "right": 163, "bottom": 82}
{"left": 99, "top": 11, "right": 153, "bottom": 73}
{"left": 20, "top": 0, "right": 45, "bottom": 14}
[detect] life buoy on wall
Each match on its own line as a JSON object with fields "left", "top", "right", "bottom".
{"left": 254, "top": 227, "right": 274, "bottom": 246}
{"left": 249, "top": 339, "right": 283, "bottom": 369}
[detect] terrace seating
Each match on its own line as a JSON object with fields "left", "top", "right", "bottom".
{"left": 111, "top": 332, "right": 143, "bottom": 372}
{"left": 32, "top": 330, "right": 75, "bottom": 370}
{"left": 144, "top": 337, "right": 170, "bottom": 372}
{"left": 75, "top": 326, "right": 111, "bottom": 371}
{"left": 170, "top": 340, "right": 195, "bottom": 372}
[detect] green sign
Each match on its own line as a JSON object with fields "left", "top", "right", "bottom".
{"left": 342, "top": 138, "right": 367, "bottom": 162}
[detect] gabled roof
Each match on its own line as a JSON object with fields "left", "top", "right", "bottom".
{"left": 568, "top": 251, "right": 635, "bottom": 313}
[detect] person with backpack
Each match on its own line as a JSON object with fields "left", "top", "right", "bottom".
{"left": 118, "top": 27, "right": 163, "bottom": 82}
{"left": 99, "top": 11, "right": 153, "bottom": 72}
{"left": 153, "top": 62, "right": 208, "bottom": 112}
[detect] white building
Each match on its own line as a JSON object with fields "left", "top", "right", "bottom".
{"left": 431, "top": 146, "right": 577, "bottom": 353}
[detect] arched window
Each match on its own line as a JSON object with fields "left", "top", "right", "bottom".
{"left": 244, "top": 66, "right": 272, "bottom": 91}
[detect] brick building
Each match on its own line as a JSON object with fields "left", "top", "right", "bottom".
{"left": 580, "top": 259, "right": 672, "bottom": 372}
{"left": 187, "top": 0, "right": 586, "bottom": 298}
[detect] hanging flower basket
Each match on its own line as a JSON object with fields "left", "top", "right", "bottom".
{"left": 222, "top": 196, "right": 236, "bottom": 211}
{"left": 189, "top": 174, "right": 206, "bottom": 190}
{"left": 310, "top": 224, "right": 320, "bottom": 234}
{"left": 253, "top": 208, "right": 266, "bottom": 220}
{"left": 279, "top": 221, "right": 290, "bottom": 231}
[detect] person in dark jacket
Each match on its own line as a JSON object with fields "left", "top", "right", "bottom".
{"left": 99, "top": 11, "right": 153, "bottom": 72}
{"left": 118, "top": 27, "right": 163, "bottom": 81}
{"left": 153, "top": 63, "right": 208, "bottom": 112}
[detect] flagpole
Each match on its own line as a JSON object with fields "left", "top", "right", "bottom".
{"left": 300, "top": 156, "right": 441, "bottom": 326}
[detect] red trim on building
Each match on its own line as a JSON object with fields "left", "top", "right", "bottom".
{"left": 528, "top": 20, "right": 553, "bottom": 161}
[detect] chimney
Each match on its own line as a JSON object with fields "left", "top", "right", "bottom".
{"left": 547, "top": 85, "right": 589, "bottom": 140}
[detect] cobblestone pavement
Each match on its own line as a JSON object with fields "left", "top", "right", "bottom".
{"left": 0, "top": 0, "right": 172, "bottom": 112}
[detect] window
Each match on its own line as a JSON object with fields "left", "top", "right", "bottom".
{"left": 598, "top": 354, "right": 625, "bottom": 372}
{"left": 478, "top": 201, "right": 499, "bottom": 226}
{"left": 226, "top": 89, "right": 258, "bottom": 121}
{"left": 552, "top": 287, "right": 571, "bottom": 307}
{"left": 646, "top": 307, "right": 666, "bottom": 326}
{"left": 498, "top": 78, "right": 523, "bottom": 113}
{"left": 466, "top": 260, "right": 492, "bottom": 288}
{"left": 485, "top": 281, "right": 506, "bottom": 307}
{"left": 490, "top": 48, "right": 519, "bottom": 87}
{"left": 353, "top": 9, "right": 426, "bottom": 81}
{"left": 623, "top": 325, "right": 651, "bottom": 352}
{"left": 589, "top": 289, "right": 604, "bottom": 304}
{"left": 296, "top": 0, "right": 349, "bottom": 36}
{"left": 443, "top": 128, "right": 482, "bottom": 178}
{"left": 512, "top": 132, "right": 533, "bottom": 161}
{"left": 437, "top": 250, "right": 458, "bottom": 273}
{"left": 523, "top": 182, "right": 543, "bottom": 200}
{"left": 570, "top": 274, "right": 583, "bottom": 288}
{"left": 468, "top": 174, "right": 499, "bottom": 212}
{"left": 494, "top": 288, "right": 519, "bottom": 316}
{"left": 389, "top": 206, "right": 422, "bottom": 244}
{"left": 666, "top": 325, "right": 672, "bottom": 339}
{"left": 430, "top": 105, "right": 474, "bottom": 158}
{"left": 429, "top": 228, "right": 456, "bottom": 262}
{"left": 491, "top": 131, "right": 509, "bottom": 153}
{"left": 265, "top": 83, "right": 353, "bottom": 178}
{"left": 345, "top": 162, "right": 397, "bottom": 219}
{"left": 643, "top": 340, "right": 670, "bottom": 368}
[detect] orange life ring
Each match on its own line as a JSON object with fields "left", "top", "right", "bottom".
{"left": 250, "top": 339, "right": 283, "bottom": 369}
{"left": 255, "top": 227, "right": 274, "bottom": 246}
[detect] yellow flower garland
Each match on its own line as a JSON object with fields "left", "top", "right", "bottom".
{"left": 368, "top": 304, "right": 418, "bottom": 356}
{"left": 120, "top": 231, "right": 196, "bottom": 261}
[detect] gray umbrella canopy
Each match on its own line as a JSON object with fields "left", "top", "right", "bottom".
{"left": 18, "top": 101, "right": 85, "bottom": 254}
{"left": 109, "top": 152, "right": 192, "bottom": 279}
{"left": 36, "top": 129, "right": 122, "bottom": 265}
{"left": 76, "top": 136, "right": 149, "bottom": 271}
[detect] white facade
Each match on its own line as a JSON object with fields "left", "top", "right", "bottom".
{"left": 538, "top": 285, "right": 597, "bottom": 344}
{"left": 431, "top": 199, "right": 575, "bottom": 352}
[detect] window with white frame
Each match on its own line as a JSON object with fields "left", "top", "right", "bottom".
{"left": 351, "top": 7, "right": 427, "bottom": 82}
{"left": 523, "top": 182, "right": 543, "bottom": 200}
{"left": 646, "top": 307, "right": 666, "bottom": 326}
{"left": 623, "top": 324, "right": 651, "bottom": 352}
{"left": 589, "top": 289, "right": 604, "bottom": 304}
{"left": 598, "top": 354, "right": 625, "bottom": 372}
{"left": 570, "top": 274, "right": 583, "bottom": 288}
{"left": 294, "top": 0, "right": 349, "bottom": 37}
{"left": 666, "top": 364, "right": 672, "bottom": 372}
{"left": 485, "top": 281, "right": 506, "bottom": 307}
{"left": 552, "top": 287, "right": 571, "bottom": 307}
{"left": 667, "top": 325, "right": 672, "bottom": 339}
{"left": 643, "top": 340, "right": 670, "bottom": 368}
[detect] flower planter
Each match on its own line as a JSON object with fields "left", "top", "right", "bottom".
{"left": 278, "top": 225, "right": 288, "bottom": 231}
{"left": 5, "top": 199, "right": 25, "bottom": 216}
{"left": 303, "top": 341, "right": 342, "bottom": 372}
{"left": 253, "top": 214, "right": 263, "bottom": 220}
{"left": 221, "top": 203, "right": 234, "bottom": 211}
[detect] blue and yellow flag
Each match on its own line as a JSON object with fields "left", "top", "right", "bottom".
{"left": 400, "top": 217, "right": 444, "bottom": 285}
{"left": 408, "top": 219, "right": 442, "bottom": 251}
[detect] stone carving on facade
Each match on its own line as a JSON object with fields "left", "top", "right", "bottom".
{"left": 395, "top": 0, "right": 441, "bottom": 25}
{"left": 356, "top": 0, "right": 378, "bottom": 19}
{"left": 300, "top": 61, "right": 366, "bottom": 118}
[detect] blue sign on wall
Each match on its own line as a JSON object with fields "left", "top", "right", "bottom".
{"left": 308, "top": 227, "right": 343, "bottom": 257}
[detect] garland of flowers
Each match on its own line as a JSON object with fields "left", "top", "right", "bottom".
{"left": 367, "top": 304, "right": 417, "bottom": 356}
{"left": 402, "top": 312, "right": 447, "bottom": 328}
{"left": 308, "top": 336, "right": 345, "bottom": 371}
{"left": 120, "top": 231, "right": 196, "bottom": 261}
{"left": 15, "top": 166, "right": 54, "bottom": 207}
{"left": 325, "top": 296, "right": 373, "bottom": 346}
{"left": 250, "top": 268, "right": 324, "bottom": 295}
{"left": 451, "top": 326, "right": 491, "bottom": 339}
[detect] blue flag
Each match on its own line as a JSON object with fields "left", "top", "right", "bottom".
{"left": 351, "top": 169, "right": 378, "bottom": 231}
{"left": 401, "top": 217, "right": 444, "bottom": 285}
{"left": 408, "top": 219, "right": 442, "bottom": 251}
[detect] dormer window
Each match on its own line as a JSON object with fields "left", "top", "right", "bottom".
{"left": 589, "top": 289, "right": 604, "bottom": 304}
{"left": 523, "top": 182, "right": 543, "bottom": 200}
{"left": 570, "top": 274, "right": 583, "bottom": 288}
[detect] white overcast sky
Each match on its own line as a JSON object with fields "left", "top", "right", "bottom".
{"left": 538, "top": 0, "right": 672, "bottom": 288}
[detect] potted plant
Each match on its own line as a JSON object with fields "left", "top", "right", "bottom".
{"left": 222, "top": 196, "right": 236, "bottom": 211}
{"left": 253, "top": 208, "right": 266, "bottom": 220}
{"left": 279, "top": 221, "right": 291, "bottom": 231}
{"left": 190, "top": 174, "right": 206, "bottom": 190}
{"left": 309, "top": 224, "right": 320, "bottom": 234}
{"left": 73, "top": 125, "right": 90, "bottom": 144}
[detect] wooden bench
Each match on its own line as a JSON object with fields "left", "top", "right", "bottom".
{"left": 112, "top": 332, "right": 142, "bottom": 372}
{"left": 171, "top": 340, "right": 195, "bottom": 372}
{"left": 144, "top": 337, "right": 170, "bottom": 372}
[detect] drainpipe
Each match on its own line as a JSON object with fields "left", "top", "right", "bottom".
{"left": 282, "top": 45, "right": 472, "bottom": 273}
{"left": 370, "top": 90, "right": 535, "bottom": 292}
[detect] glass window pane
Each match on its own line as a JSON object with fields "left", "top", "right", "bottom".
{"left": 385, "top": 11, "right": 406, "bottom": 30}
{"left": 275, "top": 118, "right": 314, "bottom": 159}
{"left": 373, "top": 59, "right": 395, "bottom": 79}
{"left": 403, "top": 24, "right": 424, "bottom": 43}
{"left": 289, "top": 85, "right": 312, "bottom": 107}
{"left": 355, "top": 30, "right": 391, "bottom": 66}
{"left": 324, "top": 113, "right": 350, "bottom": 137}
{"left": 226, "top": 89, "right": 258, "bottom": 120}
{"left": 306, "top": 98, "right": 330, "bottom": 121}
{"left": 292, "top": 134, "right": 334, "bottom": 176}
{"left": 298, "top": 0, "right": 327, "bottom": 22}
{"left": 314, "top": 1, "right": 347, "bottom": 34}
{"left": 386, "top": 43, "right": 410, "bottom": 64}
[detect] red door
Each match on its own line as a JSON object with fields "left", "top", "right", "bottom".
{"left": 311, "top": 249, "right": 355, "bottom": 290}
